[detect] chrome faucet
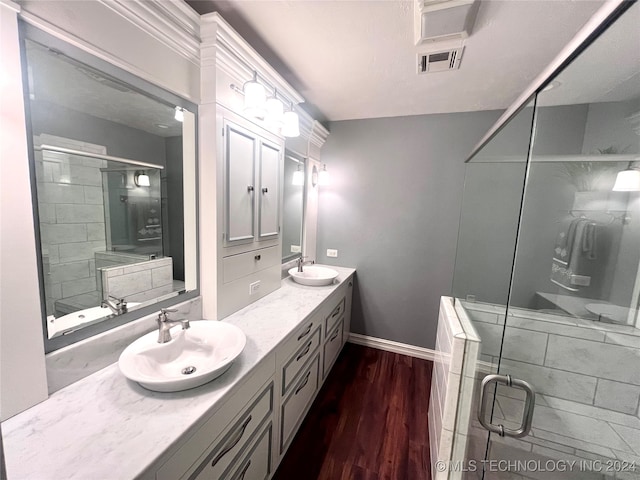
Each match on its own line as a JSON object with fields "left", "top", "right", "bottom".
{"left": 157, "top": 308, "right": 190, "bottom": 344}
{"left": 101, "top": 295, "right": 127, "bottom": 315}
{"left": 296, "top": 256, "right": 315, "bottom": 273}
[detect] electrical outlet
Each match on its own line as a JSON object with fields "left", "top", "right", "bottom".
{"left": 291, "top": 245, "right": 301, "bottom": 253}
{"left": 327, "top": 249, "right": 338, "bottom": 258}
{"left": 249, "top": 280, "right": 261, "bottom": 295}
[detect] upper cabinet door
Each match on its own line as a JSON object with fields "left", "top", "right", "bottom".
{"left": 225, "top": 123, "right": 257, "bottom": 243}
{"left": 258, "top": 140, "right": 281, "bottom": 239}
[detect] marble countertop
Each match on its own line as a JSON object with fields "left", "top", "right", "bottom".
{"left": 3, "top": 266, "right": 355, "bottom": 480}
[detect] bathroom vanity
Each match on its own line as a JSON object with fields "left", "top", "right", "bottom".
{"left": 2, "top": 266, "right": 355, "bottom": 479}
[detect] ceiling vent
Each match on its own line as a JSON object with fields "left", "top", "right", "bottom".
{"left": 417, "top": 47, "right": 464, "bottom": 74}
{"left": 415, "top": 0, "right": 480, "bottom": 45}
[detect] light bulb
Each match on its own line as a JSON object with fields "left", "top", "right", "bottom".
{"left": 318, "top": 164, "right": 330, "bottom": 186}
{"left": 135, "top": 171, "right": 150, "bottom": 187}
{"left": 174, "top": 107, "right": 184, "bottom": 122}
{"left": 265, "top": 96, "right": 284, "bottom": 128}
{"left": 282, "top": 110, "right": 300, "bottom": 137}
{"left": 243, "top": 73, "right": 266, "bottom": 118}
{"left": 292, "top": 166, "right": 304, "bottom": 186}
{"left": 613, "top": 168, "right": 640, "bottom": 192}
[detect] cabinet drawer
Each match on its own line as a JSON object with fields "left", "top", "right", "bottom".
{"left": 184, "top": 384, "right": 273, "bottom": 480}
{"left": 324, "top": 297, "right": 345, "bottom": 337}
{"left": 222, "top": 246, "right": 279, "bottom": 284}
{"left": 323, "top": 319, "right": 344, "bottom": 379}
{"left": 220, "top": 424, "right": 272, "bottom": 480}
{"left": 218, "top": 266, "right": 281, "bottom": 319}
{"left": 281, "top": 326, "right": 321, "bottom": 396}
{"left": 277, "top": 310, "right": 322, "bottom": 365}
{"left": 156, "top": 356, "right": 274, "bottom": 480}
{"left": 280, "top": 354, "right": 320, "bottom": 453}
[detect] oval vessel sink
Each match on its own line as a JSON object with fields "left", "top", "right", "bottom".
{"left": 289, "top": 266, "right": 339, "bottom": 286}
{"left": 119, "top": 320, "right": 246, "bottom": 392}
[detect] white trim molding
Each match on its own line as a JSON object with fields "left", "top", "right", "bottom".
{"left": 98, "top": 0, "right": 200, "bottom": 65}
{"left": 348, "top": 333, "right": 441, "bottom": 362}
{"left": 200, "top": 12, "right": 303, "bottom": 107}
{"left": 0, "top": 0, "right": 19, "bottom": 13}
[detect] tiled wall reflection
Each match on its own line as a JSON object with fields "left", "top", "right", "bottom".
{"left": 35, "top": 134, "right": 108, "bottom": 316}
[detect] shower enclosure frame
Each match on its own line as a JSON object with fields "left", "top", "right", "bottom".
{"left": 451, "top": 1, "right": 640, "bottom": 479}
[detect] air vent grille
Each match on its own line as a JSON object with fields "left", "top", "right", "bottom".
{"left": 417, "top": 46, "right": 464, "bottom": 74}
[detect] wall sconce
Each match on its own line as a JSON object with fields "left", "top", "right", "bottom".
{"left": 613, "top": 162, "right": 640, "bottom": 191}
{"left": 311, "top": 165, "right": 319, "bottom": 187}
{"left": 243, "top": 71, "right": 267, "bottom": 119}
{"left": 174, "top": 106, "right": 184, "bottom": 122}
{"left": 265, "top": 88, "right": 284, "bottom": 129}
{"left": 282, "top": 102, "right": 300, "bottom": 138}
{"left": 318, "top": 164, "right": 330, "bottom": 186}
{"left": 134, "top": 171, "right": 150, "bottom": 187}
{"left": 231, "top": 73, "right": 301, "bottom": 137}
{"left": 292, "top": 163, "right": 304, "bottom": 186}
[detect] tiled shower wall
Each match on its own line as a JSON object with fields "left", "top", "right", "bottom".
{"left": 35, "top": 135, "right": 107, "bottom": 316}
{"left": 462, "top": 301, "right": 640, "bottom": 479}
{"left": 100, "top": 257, "right": 175, "bottom": 303}
{"left": 430, "top": 297, "right": 481, "bottom": 480}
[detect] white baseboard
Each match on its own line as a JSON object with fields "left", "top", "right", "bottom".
{"left": 347, "top": 333, "right": 439, "bottom": 362}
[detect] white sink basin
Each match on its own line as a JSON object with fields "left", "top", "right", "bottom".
{"left": 118, "top": 320, "right": 246, "bottom": 392}
{"left": 288, "top": 266, "right": 339, "bottom": 286}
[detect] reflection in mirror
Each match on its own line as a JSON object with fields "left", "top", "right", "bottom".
{"left": 282, "top": 152, "right": 305, "bottom": 262}
{"left": 512, "top": 1, "right": 640, "bottom": 326}
{"left": 23, "top": 33, "right": 197, "bottom": 345}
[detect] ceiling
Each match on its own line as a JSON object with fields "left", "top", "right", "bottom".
{"left": 26, "top": 39, "right": 183, "bottom": 138}
{"left": 186, "top": 0, "right": 616, "bottom": 122}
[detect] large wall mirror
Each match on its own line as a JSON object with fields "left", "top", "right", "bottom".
{"left": 282, "top": 151, "right": 306, "bottom": 263}
{"left": 21, "top": 25, "right": 198, "bottom": 351}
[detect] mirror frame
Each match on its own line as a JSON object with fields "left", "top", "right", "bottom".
{"left": 19, "top": 22, "right": 200, "bottom": 353}
{"left": 282, "top": 150, "right": 307, "bottom": 265}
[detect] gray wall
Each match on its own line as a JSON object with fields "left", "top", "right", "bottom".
{"left": 317, "top": 110, "right": 502, "bottom": 349}
{"left": 165, "top": 136, "right": 184, "bottom": 280}
{"left": 30, "top": 100, "right": 166, "bottom": 165}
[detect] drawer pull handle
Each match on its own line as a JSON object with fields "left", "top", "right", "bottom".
{"left": 349, "top": 281, "right": 353, "bottom": 287}
{"left": 297, "top": 323, "right": 312, "bottom": 341}
{"left": 211, "top": 415, "right": 252, "bottom": 467}
{"left": 247, "top": 185, "right": 254, "bottom": 192}
{"left": 296, "top": 341, "right": 312, "bottom": 361}
{"left": 238, "top": 460, "right": 251, "bottom": 480}
{"left": 262, "top": 187, "right": 268, "bottom": 194}
{"left": 295, "top": 371, "right": 311, "bottom": 395}
{"left": 331, "top": 306, "right": 341, "bottom": 318}
{"left": 330, "top": 329, "right": 340, "bottom": 342}
{"left": 254, "top": 254, "right": 261, "bottom": 261}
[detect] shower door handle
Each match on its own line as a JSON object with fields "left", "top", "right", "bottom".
{"left": 477, "top": 374, "right": 535, "bottom": 438}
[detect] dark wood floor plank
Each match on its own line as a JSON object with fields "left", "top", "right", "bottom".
{"left": 273, "top": 343, "right": 433, "bottom": 480}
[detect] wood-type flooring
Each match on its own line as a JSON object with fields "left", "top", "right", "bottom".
{"left": 273, "top": 343, "right": 433, "bottom": 480}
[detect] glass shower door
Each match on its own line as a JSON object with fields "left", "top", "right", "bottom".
{"left": 451, "top": 101, "right": 535, "bottom": 479}
{"left": 480, "top": 3, "right": 640, "bottom": 478}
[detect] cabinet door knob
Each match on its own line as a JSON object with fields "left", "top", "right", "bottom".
{"left": 254, "top": 254, "right": 261, "bottom": 261}
{"left": 247, "top": 185, "right": 254, "bottom": 192}
{"left": 262, "top": 187, "right": 268, "bottom": 194}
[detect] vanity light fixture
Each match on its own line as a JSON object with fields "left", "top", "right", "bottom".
{"left": 282, "top": 102, "right": 300, "bottom": 138}
{"left": 174, "top": 106, "right": 184, "bottom": 122}
{"left": 265, "top": 88, "right": 284, "bottom": 128}
{"left": 243, "top": 71, "right": 267, "bottom": 119}
{"left": 613, "top": 162, "right": 640, "bottom": 191}
{"left": 134, "top": 171, "right": 150, "bottom": 187}
{"left": 292, "top": 163, "right": 304, "bottom": 186}
{"left": 318, "top": 164, "right": 330, "bottom": 186}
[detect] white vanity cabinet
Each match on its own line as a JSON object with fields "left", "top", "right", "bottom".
{"left": 274, "top": 277, "right": 354, "bottom": 462}
{"left": 222, "top": 117, "right": 282, "bottom": 248}
{"left": 217, "top": 108, "right": 285, "bottom": 319}
{"left": 155, "top": 357, "right": 276, "bottom": 480}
